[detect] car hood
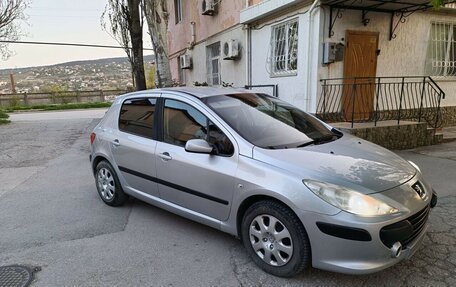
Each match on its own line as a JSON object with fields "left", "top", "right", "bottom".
{"left": 252, "top": 134, "right": 416, "bottom": 193}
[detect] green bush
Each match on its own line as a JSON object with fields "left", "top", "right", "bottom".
{"left": 5, "top": 102, "right": 112, "bottom": 112}
{"left": 0, "top": 110, "right": 10, "bottom": 124}
{"left": 0, "top": 110, "right": 9, "bottom": 119}
{"left": 8, "top": 96, "right": 21, "bottom": 108}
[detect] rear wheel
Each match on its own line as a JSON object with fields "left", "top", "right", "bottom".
{"left": 241, "top": 200, "right": 311, "bottom": 277}
{"left": 95, "top": 161, "right": 128, "bottom": 206}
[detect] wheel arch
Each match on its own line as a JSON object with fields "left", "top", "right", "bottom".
{"left": 92, "top": 154, "right": 111, "bottom": 175}
{"left": 236, "top": 194, "right": 302, "bottom": 239}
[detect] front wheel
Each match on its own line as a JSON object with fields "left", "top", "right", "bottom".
{"left": 95, "top": 160, "right": 129, "bottom": 206}
{"left": 241, "top": 200, "right": 311, "bottom": 277}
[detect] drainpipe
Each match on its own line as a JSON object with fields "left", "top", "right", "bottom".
{"left": 244, "top": 0, "right": 252, "bottom": 86}
{"left": 246, "top": 25, "right": 252, "bottom": 86}
{"left": 305, "top": 0, "right": 319, "bottom": 112}
{"left": 189, "top": 21, "right": 196, "bottom": 49}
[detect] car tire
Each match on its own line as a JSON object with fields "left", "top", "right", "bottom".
{"left": 95, "top": 160, "right": 129, "bottom": 207}
{"left": 241, "top": 200, "right": 311, "bottom": 277}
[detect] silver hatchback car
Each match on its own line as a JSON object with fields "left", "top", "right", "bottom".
{"left": 90, "top": 87, "right": 437, "bottom": 277}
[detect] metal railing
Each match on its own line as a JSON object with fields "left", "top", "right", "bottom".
{"left": 245, "top": 84, "right": 278, "bottom": 97}
{"left": 316, "top": 76, "right": 445, "bottom": 128}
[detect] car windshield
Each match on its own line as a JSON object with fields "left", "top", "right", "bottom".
{"left": 204, "top": 93, "right": 339, "bottom": 149}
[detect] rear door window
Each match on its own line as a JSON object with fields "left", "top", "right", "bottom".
{"left": 119, "top": 98, "right": 156, "bottom": 139}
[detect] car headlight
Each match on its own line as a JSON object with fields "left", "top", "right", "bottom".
{"left": 303, "top": 179, "right": 399, "bottom": 216}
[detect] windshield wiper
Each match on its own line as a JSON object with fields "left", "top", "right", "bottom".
{"left": 296, "top": 134, "right": 338, "bottom": 148}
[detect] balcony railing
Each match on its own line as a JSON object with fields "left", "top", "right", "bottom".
{"left": 316, "top": 76, "right": 445, "bottom": 128}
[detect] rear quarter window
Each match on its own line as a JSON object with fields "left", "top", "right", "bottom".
{"left": 119, "top": 98, "right": 156, "bottom": 139}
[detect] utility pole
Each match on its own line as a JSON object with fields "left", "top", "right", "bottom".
{"left": 10, "top": 74, "right": 16, "bottom": 93}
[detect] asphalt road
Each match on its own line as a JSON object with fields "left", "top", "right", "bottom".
{"left": 0, "top": 110, "right": 455, "bottom": 286}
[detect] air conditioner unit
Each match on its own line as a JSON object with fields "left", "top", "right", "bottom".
{"left": 202, "top": 0, "right": 216, "bottom": 16}
{"left": 179, "top": 55, "right": 192, "bottom": 69}
{"left": 223, "top": 40, "right": 239, "bottom": 60}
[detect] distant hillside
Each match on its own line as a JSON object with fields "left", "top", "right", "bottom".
{"left": 0, "top": 54, "right": 155, "bottom": 75}
{"left": 0, "top": 54, "right": 156, "bottom": 93}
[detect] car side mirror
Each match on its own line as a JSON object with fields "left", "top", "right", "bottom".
{"left": 185, "top": 139, "right": 213, "bottom": 154}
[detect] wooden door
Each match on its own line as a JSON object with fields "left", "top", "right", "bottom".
{"left": 343, "top": 31, "right": 379, "bottom": 121}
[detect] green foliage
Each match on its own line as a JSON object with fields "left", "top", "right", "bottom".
{"left": 41, "top": 84, "right": 73, "bottom": 104}
{"left": 4, "top": 102, "right": 112, "bottom": 112}
{"left": 431, "top": 0, "right": 444, "bottom": 8}
{"left": 40, "top": 84, "right": 68, "bottom": 93}
{"left": 8, "top": 95, "right": 21, "bottom": 107}
{"left": 0, "top": 110, "right": 10, "bottom": 125}
{"left": 0, "top": 110, "right": 10, "bottom": 119}
{"left": 146, "top": 64, "right": 156, "bottom": 89}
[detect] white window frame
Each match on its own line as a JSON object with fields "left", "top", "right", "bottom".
{"left": 426, "top": 22, "right": 456, "bottom": 77}
{"left": 270, "top": 18, "right": 299, "bottom": 77}
{"left": 206, "top": 42, "right": 221, "bottom": 86}
{"left": 175, "top": 0, "right": 183, "bottom": 24}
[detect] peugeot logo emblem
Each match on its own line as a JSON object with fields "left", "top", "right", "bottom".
{"left": 412, "top": 183, "right": 426, "bottom": 199}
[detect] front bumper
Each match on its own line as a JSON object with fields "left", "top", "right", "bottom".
{"left": 297, "top": 207, "right": 430, "bottom": 274}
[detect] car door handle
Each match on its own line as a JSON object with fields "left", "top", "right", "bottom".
{"left": 112, "top": 139, "right": 120, "bottom": 147}
{"left": 158, "top": 152, "right": 172, "bottom": 161}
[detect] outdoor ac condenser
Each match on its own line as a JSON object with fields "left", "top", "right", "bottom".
{"left": 223, "top": 40, "right": 239, "bottom": 60}
{"left": 179, "top": 55, "right": 192, "bottom": 69}
{"left": 202, "top": 0, "right": 216, "bottom": 15}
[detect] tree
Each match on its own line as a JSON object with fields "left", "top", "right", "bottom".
{"left": 102, "top": 0, "right": 146, "bottom": 91}
{"left": 0, "top": 0, "right": 29, "bottom": 60}
{"left": 127, "top": 0, "right": 146, "bottom": 90}
{"left": 143, "top": 0, "right": 173, "bottom": 88}
{"left": 101, "top": 0, "right": 134, "bottom": 86}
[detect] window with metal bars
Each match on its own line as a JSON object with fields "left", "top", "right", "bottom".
{"left": 206, "top": 42, "right": 221, "bottom": 86}
{"left": 426, "top": 22, "right": 456, "bottom": 77}
{"left": 270, "top": 19, "right": 299, "bottom": 76}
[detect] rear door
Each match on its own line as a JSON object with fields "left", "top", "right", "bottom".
{"left": 111, "top": 96, "right": 160, "bottom": 197}
{"left": 155, "top": 94, "right": 238, "bottom": 221}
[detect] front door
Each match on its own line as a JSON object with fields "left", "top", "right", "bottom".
{"left": 343, "top": 30, "right": 379, "bottom": 121}
{"left": 155, "top": 96, "right": 238, "bottom": 221}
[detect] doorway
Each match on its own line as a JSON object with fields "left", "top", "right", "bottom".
{"left": 342, "top": 30, "right": 379, "bottom": 121}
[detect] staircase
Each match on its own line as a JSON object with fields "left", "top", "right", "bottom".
{"left": 316, "top": 76, "right": 445, "bottom": 149}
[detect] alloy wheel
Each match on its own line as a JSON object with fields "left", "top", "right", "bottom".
{"left": 97, "top": 167, "right": 115, "bottom": 201}
{"left": 249, "top": 214, "right": 293, "bottom": 266}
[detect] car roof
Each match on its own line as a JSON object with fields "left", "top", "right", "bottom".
{"left": 122, "top": 86, "right": 253, "bottom": 99}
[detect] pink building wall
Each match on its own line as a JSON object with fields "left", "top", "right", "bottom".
{"left": 167, "top": 0, "right": 246, "bottom": 57}
{"left": 248, "top": 0, "right": 263, "bottom": 6}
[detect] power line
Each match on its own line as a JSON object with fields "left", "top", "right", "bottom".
{"left": 0, "top": 40, "right": 154, "bottom": 51}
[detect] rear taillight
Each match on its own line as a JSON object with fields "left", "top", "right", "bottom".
{"left": 90, "top": 132, "right": 96, "bottom": 145}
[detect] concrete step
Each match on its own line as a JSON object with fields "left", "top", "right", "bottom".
{"left": 434, "top": 133, "right": 444, "bottom": 144}
{"left": 442, "top": 126, "right": 456, "bottom": 143}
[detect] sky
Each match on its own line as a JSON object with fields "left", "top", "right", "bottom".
{"left": 1, "top": 0, "right": 152, "bottom": 69}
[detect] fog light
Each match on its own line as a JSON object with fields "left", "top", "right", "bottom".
{"left": 391, "top": 242, "right": 402, "bottom": 258}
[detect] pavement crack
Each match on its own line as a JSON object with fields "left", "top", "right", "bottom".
{"left": 229, "top": 244, "right": 245, "bottom": 287}
{"left": 122, "top": 199, "right": 135, "bottom": 231}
